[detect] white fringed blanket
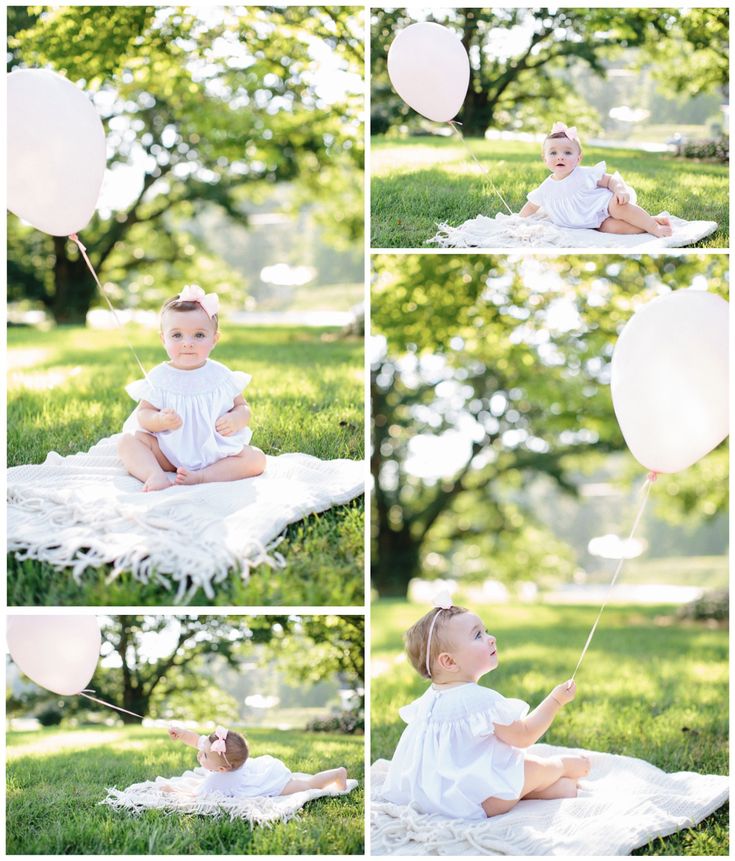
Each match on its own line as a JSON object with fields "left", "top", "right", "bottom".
{"left": 8, "top": 434, "right": 364, "bottom": 601}
{"left": 429, "top": 212, "right": 718, "bottom": 250}
{"left": 371, "top": 743, "right": 728, "bottom": 856}
{"left": 102, "top": 767, "right": 358, "bottom": 825}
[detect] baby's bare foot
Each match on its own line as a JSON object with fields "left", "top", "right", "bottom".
{"left": 175, "top": 466, "right": 203, "bottom": 486}
{"left": 652, "top": 216, "right": 673, "bottom": 237}
{"left": 561, "top": 755, "right": 591, "bottom": 780}
{"left": 142, "top": 472, "right": 174, "bottom": 492}
{"left": 334, "top": 766, "right": 348, "bottom": 791}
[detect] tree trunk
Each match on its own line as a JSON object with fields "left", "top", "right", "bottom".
{"left": 51, "top": 236, "right": 97, "bottom": 325}
{"left": 372, "top": 525, "right": 422, "bottom": 597}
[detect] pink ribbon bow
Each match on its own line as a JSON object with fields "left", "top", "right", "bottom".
{"left": 550, "top": 121, "right": 579, "bottom": 143}
{"left": 210, "top": 726, "right": 228, "bottom": 754}
{"left": 179, "top": 283, "right": 219, "bottom": 319}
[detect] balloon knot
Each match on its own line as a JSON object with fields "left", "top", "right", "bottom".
{"left": 647, "top": 471, "right": 659, "bottom": 482}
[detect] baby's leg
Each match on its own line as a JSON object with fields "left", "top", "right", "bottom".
{"left": 604, "top": 200, "right": 673, "bottom": 237}
{"left": 525, "top": 776, "right": 578, "bottom": 800}
{"left": 117, "top": 431, "right": 177, "bottom": 492}
{"left": 174, "top": 446, "right": 266, "bottom": 486}
{"left": 597, "top": 216, "right": 646, "bottom": 235}
{"left": 481, "top": 754, "right": 589, "bottom": 817}
{"left": 279, "top": 767, "right": 348, "bottom": 795}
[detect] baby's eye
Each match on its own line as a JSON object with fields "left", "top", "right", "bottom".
{"left": 195, "top": 332, "right": 206, "bottom": 339}
{"left": 171, "top": 333, "right": 182, "bottom": 339}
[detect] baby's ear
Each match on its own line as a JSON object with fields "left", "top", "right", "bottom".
{"left": 436, "top": 652, "right": 457, "bottom": 673}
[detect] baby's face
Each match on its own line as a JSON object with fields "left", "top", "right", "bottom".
{"left": 161, "top": 307, "right": 219, "bottom": 370}
{"left": 197, "top": 738, "right": 229, "bottom": 772}
{"left": 543, "top": 137, "right": 581, "bottom": 178}
{"left": 441, "top": 612, "right": 498, "bottom": 681}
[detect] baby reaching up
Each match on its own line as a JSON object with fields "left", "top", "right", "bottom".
{"left": 166, "top": 725, "right": 348, "bottom": 798}
{"left": 519, "top": 122, "right": 672, "bottom": 238}
{"left": 380, "top": 596, "right": 590, "bottom": 819}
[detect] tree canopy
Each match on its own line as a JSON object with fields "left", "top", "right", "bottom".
{"left": 8, "top": 5, "right": 363, "bottom": 322}
{"left": 371, "top": 7, "right": 728, "bottom": 137}
{"left": 371, "top": 254, "right": 728, "bottom": 595}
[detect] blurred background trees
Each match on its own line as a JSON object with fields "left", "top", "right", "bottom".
{"left": 6, "top": 615, "right": 365, "bottom": 731}
{"left": 7, "top": 5, "right": 363, "bottom": 324}
{"left": 371, "top": 7, "right": 728, "bottom": 141}
{"left": 371, "top": 254, "right": 728, "bottom": 596}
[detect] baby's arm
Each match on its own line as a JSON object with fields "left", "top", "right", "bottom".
{"left": 137, "top": 399, "right": 183, "bottom": 432}
{"left": 493, "top": 680, "right": 576, "bottom": 748}
{"left": 597, "top": 172, "right": 630, "bottom": 205}
{"left": 215, "top": 394, "right": 251, "bottom": 437}
{"left": 167, "top": 726, "right": 201, "bottom": 749}
{"left": 519, "top": 201, "right": 540, "bottom": 218}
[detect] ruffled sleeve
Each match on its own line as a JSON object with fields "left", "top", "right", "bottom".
{"left": 228, "top": 370, "right": 252, "bottom": 397}
{"left": 125, "top": 377, "right": 162, "bottom": 408}
{"left": 527, "top": 184, "right": 544, "bottom": 206}
{"left": 464, "top": 689, "right": 530, "bottom": 737}
{"left": 586, "top": 160, "right": 607, "bottom": 187}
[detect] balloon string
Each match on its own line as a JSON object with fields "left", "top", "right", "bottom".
{"left": 80, "top": 690, "right": 145, "bottom": 720}
{"left": 571, "top": 471, "right": 657, "bottom": 681}
{"left": 68, "top": 233, "right": 150, "bottom": 383}
{"left": 447, "top": 120, "right": 514, "bottom": 215}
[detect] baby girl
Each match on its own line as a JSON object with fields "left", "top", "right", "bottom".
{"left": 117, "top": 285, "right": 266, "bottom": 492}
{"left": 519, "top": 122, "right": 672, "bottom": 237}
{"left": 167, "top": 725, "right": 349, "bottom": 797}
{"left": 380, "top": 595, "right": 590, "bottom": 819}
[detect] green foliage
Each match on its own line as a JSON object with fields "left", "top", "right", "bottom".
{"left": 372, "top": 600, "right": 728, "bottom": 855}
{"left": 6, "top": 726, "right": 364, "bottom": 854}
{"left": 371, "top": 254, "right": 728, "bottom": 594}
{"left": 8, "top": 6, "right": 363, "bottom": 321}
{"left": 371, "top": 8, "right": 727, "bottom": 137}
{"left": 306, "top": 709, "right": 364, "bottom": 734}
{"left": 7, "top": 323, "right": 364, "bottom": 605}
{"left": 370, "top": 137, "right": 729, "bottom": 248}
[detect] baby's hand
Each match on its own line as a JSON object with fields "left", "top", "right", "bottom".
{"left": 158, "top": 408, "right": 183, "bottom": 431}
{"left": 613, "top": 188, "right": 630, "bottom": 205}
{"left": 168, "top": 725, "right": 184, "bottom": 741}
{"left": 215, "top": 413, "right": 239, "bottom": 436}
{"left": 551, "top": 679, "right": 577, "bottom": 706}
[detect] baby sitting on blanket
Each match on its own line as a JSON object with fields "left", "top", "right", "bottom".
{"left": 519, "top": 122, "right": 672, "bottom": 238}
{"left": 380, "top": 595, "right": 590, "bottom": 819}
{"left": 164, "top": 725, "right": 348, "bottom": 798}
{"left": 117, "top": 285, "right": 266, "bottom": 492}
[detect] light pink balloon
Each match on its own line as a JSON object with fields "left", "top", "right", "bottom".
{"left": 7, "top": 615, "right": 101, "bottom": 696}
{"left": 7, "top": 68, "right": 106, "bottom": 236}
{"left": 388, "top": 22, "right": 470, "bottom": 123}
{"left": 611, "top": 290, "right": 729, "bottom": 473}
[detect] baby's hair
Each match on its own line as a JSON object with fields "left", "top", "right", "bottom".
{"left": 209, "top": 729, "right": 249, "bottom": 770}
{"left": 405, "top": 605, "right": 469, "bottom": 679}
{"left": 543, "top": 131, "right": 581, "bottom": 151}
{"left": 161, "top": 295, "right": 218, "bottom": 331}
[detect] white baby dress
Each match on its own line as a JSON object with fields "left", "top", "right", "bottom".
{"left": 380, "top": 682, "right": 530, "bottom": 820}
{"left": 527, "top": 161, "right": 612, "bottom": 229}
{"left": 122, "top": 359, "right": 252, "bottom": 471}
{"left": 196, "top": 736, "right": 292, "bottom": 797}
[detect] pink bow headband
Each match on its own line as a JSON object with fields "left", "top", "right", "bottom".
{"left": 210, "top": 725, "right": 229, "bottom": 762}
{"left": 425, "top": 589, "right": 453, "bottom": 678}
{"left": 550, "top": 121, "right": 579, "bottom": 144}
{"left": 179, "top": 283, "right": 219, "bottom": 319}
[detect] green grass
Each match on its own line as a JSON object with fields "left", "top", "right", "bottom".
{"left": 372, "top": 600, "right": 728, "bottom": 856}
{"left": 370, "top": 136, "right": 729, "bottom": 248}
{"left": 7, "top": 324, "right": 364, "bottom": 607}
{"left": 6, "top": 725, "right": 364, "bottom": 855}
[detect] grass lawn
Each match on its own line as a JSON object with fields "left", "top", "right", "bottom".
{"left": 372, "top": 600, "right": 728, "bottom": 856}
{"left": 370, "top": 136, "right": 729, "bottom": 248}
{"left": 6, "top": 725, "right": 364, "bottom": 855}
{"left": 7, "top": 323, "right": 364, "bottom": 607}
